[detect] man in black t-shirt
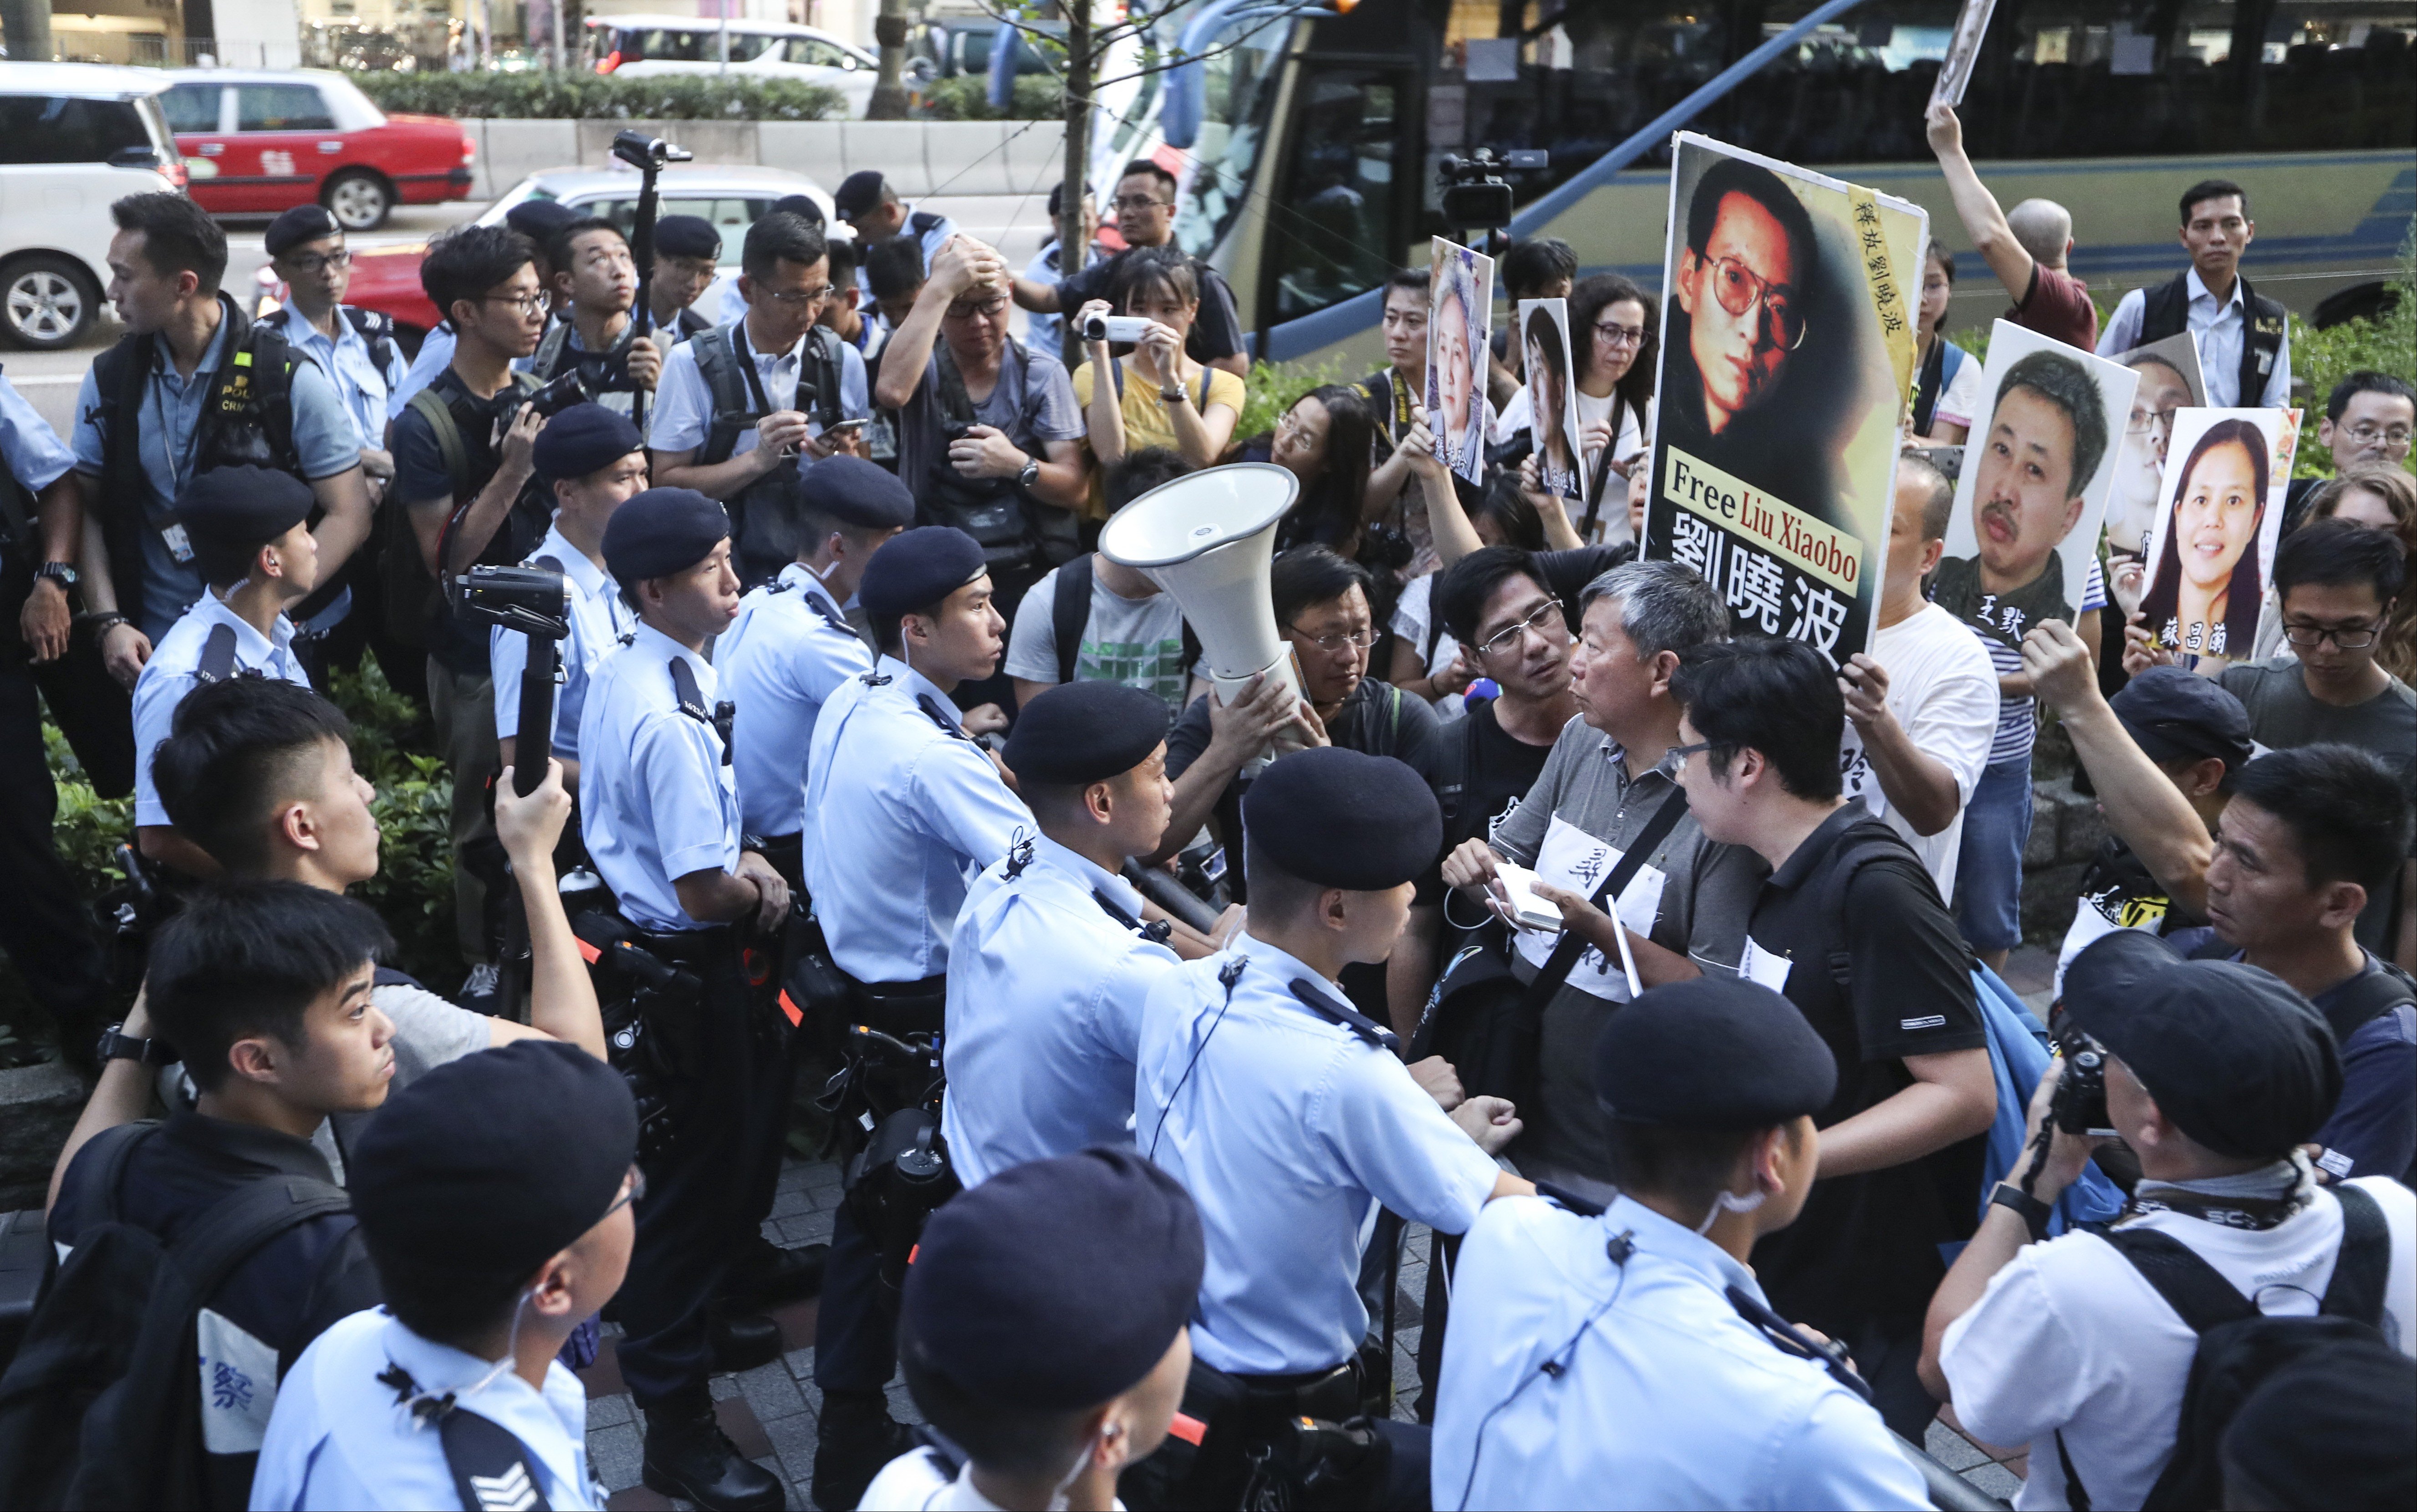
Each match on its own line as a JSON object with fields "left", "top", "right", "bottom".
{"left": 1011, "top": 159, "right": 1247, "bottom": 379}
{"left": 1429, "top": 547, "right": 1584, "bottom": 856}
{"left": 1164, "top": 546, "right": 1445, "bottom": 1027}
{"left": 389, "top": 224, "right": 554, "bottom": 980}
{"left": 1667, "top": 636, "right": 1996, "bottom": 1441}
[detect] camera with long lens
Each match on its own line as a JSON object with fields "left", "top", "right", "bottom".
{"left": 525, "top": 367, "right": 594, "bottom": 420}
{"left": 2049, "top": 1026, "right": 2115, "bottom": 1137}
{"left": 1437, "top": 147, "right": 1548, "bottom": 232}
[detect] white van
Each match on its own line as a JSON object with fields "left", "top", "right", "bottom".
{"left": 0, "top": 62, "right": 183, "bottom": 349}
{"left": 584, "top": 14, "right": 880, "bottom": 117}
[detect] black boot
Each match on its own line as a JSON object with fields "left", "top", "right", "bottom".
{"left": 720, "top": 1233, "right": 830, "bottom": 1310}
{"left": 709, "top": 1303, "right": 785, "bottom": 1373}
{"left": 811, "top": 1389, "right": 914, "bottom": 1512}
{"left": 641, "top": 1386, "right": 785, "bottom": 1510}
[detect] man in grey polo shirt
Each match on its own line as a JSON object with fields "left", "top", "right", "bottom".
{"left": 1442, "top": 559, "right": 1766, "bottom": 1201}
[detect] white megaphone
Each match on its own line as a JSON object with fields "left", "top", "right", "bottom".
{"left": 1098, "top": 461, "right": 1302, "bottom": 716}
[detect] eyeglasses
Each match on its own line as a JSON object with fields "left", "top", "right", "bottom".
{"left": 762, "top": 283, "right": 834, "bottom": 308}
{"left": 2342, "top": 423, "right": 2414, "bottom": 449}
{"left": 1474, "top": 597, "right": 1568, "bottom": 659}
{"left": 1112, "top": 194, "right": 1173, "bottom": 213}
{"left": 1701, "top": 254, "right": 1804, "bottom": 349}
{"left": 1659, "top": 739, "right": 1721, "bottom": 776}
{"left": 1288, "top": 623, "right": 1375, "bottom": 653}
{"left": 2127, "top": 407, "right": 2178, "bottom": 438}
{"left": 603, "top": 1164, "right": 647, "bottom": 1218}
{"left": 483, "top": 291, "right": 550, "bottom": 318}
{"left": 1592, "top": 322, "right": 1646, "bottom": 349}
{"left": 2282, "top": 621, "right": 2382, "bottom": 650}
{"left": 944, "top": 295, "right": 1010, "bottom": 320}
{"left": 279, "top": 249, "right": 351, "bottom": 275}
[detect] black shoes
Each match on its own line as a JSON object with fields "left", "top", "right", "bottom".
{"left": 641, "top": 1389, "right": 785, "bottom": 1510}
{"left": 722, "top": 1234, "right": 831, "bottom": 1311}
{"left": 811, "top": 1389, "right": 915, "bottom": 1512}
{"left": 709, "top": 1304, "right": 785, "bottom": 1373}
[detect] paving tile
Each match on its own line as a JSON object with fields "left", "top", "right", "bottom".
{"left": 739, "top": 1358, "right": 809, "bottom": 1423}
{"left": 590, "top": 1420, "right": 646, "bottom": 1492}
{"left": 1925, "top": 1419, "right": 1990, "bottom": 1471}
{"left": 1963, "top": 1460, "right": 2024, "bottom": 1501}
{"left": 762, "top": 1409, "right": 823, "bottom": 1489}
{"left": 578, "top": 1334, "right": 627, "bottom": 1398}
{"left": 717, "top": 1394, "right": 776, "bottom": 1461}
{"left": 588, "top": 1391, "right": 633, "bottom": 1431}
{"left": 604, "top": 1486, "right": 675, "bottom": 1511}
{"left": 711, "top": 1373, "right": 740, "bottom": 1401}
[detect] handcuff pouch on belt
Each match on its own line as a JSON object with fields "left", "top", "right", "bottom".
{"left": 842, "top": 1106, "right": 961, "bottom": 1300}
{"left": 812, "top": 974, "right": 946, "bottom": 1161}
{"left": 1117, "top": 1355, "right": 1391, "bottom": 1512}
{"left": 573, "top": 911, "right": 706, "bottom": 1163}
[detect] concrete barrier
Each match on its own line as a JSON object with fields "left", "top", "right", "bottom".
{"left": 465, "top": 118, "right": 1067, "bottom": 201}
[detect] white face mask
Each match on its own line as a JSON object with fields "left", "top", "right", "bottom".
{"left": 1693, "top": 1186, "right": 1767, "bottom": 1235}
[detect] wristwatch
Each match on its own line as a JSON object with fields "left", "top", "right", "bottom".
{"left": 96, "top": 1021, "right": 177, "bottom": 1068}
{"left": 1017, "top": 457, "right": 1042, "bottom": 490}
{"left": 34, "top": 561, "right": 76, "bottom": 589}
{"left": 1159, "top": 379, "right": 1189, "bottom": 407}
{"left": 1990, "top": 1182, "right": 2053, "bottom": 1242}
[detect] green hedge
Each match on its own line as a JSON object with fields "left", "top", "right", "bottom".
{"left": 354, "top": 70, "right": 846, "bottom": 122}
{"left": 917, "top": 73, "right": 1062, "bottom": 121}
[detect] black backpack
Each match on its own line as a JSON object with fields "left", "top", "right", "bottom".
{"left": 2056, "top": 1182, "right": 2392, "bottom": 1512}
{"left": 1049, "top": 554, "right": 1200, "bottom": 687}
{"left": 0, "top": 1123, "right": 350, "bottom": 1510}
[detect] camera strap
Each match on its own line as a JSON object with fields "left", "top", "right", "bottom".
{"left": 1518, "top": 786, "right": 1689, "bottom": 1017}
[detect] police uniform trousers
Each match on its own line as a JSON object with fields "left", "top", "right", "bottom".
{"left": 613, "top": 923, "right": 795, "bottom": 1408}
{"left": 0, "top": 583, "right": 108, "bottom": 1042}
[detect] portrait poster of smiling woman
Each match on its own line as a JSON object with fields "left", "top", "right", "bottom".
{"left": 1934, "top": 321, "right": 2139, "bottom": 651}
{"left": 2138, "top": 406, "right": 2302, "bottom": 659}
{"left": 1642, "top": 133, "right": 1925, "bottom": 668}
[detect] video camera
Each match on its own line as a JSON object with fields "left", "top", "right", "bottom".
{"left": 610, "top": 129, "right": 693, "bottom": 173}
{"left": 1437, "top": 148, "right": 1548, "bottom": 234}
{"left": 608, "top": 129, "right": 691, "bottom": 431}
{"left": 453, "top": 565, "right": 567, "bottom": 799}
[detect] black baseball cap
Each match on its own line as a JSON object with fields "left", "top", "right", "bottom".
{"left": 2111, "top": 666, "right": 2254, "bottom": 775}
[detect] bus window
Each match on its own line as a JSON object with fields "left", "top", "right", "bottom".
{"left": 1172, "top": 19, "right": 1291, "bottom": 265}
{"left": 1265, "top": 69, "right": 1401, "bottom": 320}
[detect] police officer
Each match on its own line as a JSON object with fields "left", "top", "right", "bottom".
{"left": 942, "top": 680, "right": 1184, "bottom": 1187}
{"left": 860, "top": 1147, "right": 1205, "bottom": 1512}
{"left": 130, "top": 467, "right": 321, "bottom": 879}
{"left": 488, "top": 403, "right": 644, "bottom": 783}
{"left": 576, "top": 487, "right": 795, "bottom": 1511}
{"left": 1428, "top": 977, "right": 1935, "bottom": 1511}
{"left": 1129, "top": 746, "right": 1529, "bottom": 1508}
{"left": 250, "top": 1039, "right": 638, "bottom": 1511}
{"left": 801, "top": 524, "right": 1032, "bottom": 1508}
{"left": 649, "top": 214, "right": 725, "bottom": 345}
{"left": 257, "top": 204, "right": 408, "bottom": 498}
{"left": 717, "top": 455, "right": 909, "bottom": 891}
{"left": 0, "top": 366, "right": 107, "bottom": 1052}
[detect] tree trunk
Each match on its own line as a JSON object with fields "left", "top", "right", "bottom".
{"left": 869, "top": 0, "right": 912, "bottom": 119}
{"left": 0, "top": 0, "right": 53, "bottom": 62}
{"left": 1060, "top": 0, "right": 1092, "bottom": 370}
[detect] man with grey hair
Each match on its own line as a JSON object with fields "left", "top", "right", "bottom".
{"left": 1926, "top": 102, "right": 2098, "bottom": 349}
{"left": 1442, "top": 558, "right": 1769, "bottom": 1202}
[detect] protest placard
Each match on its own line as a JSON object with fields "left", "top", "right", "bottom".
{"left": 1428, "top": 236, "right": 1494, "bottom": 488}
{"left": 2103, "top": 332, "right": 2208, "bottom": 563}
{"left": 1931, "top": 0, "right": 1999, "bottom": 108}
{"left": 1644, "top": 133, "right": 1927, "bottom": 667}
{"left": 2138, "top": 407, "right": 2301, "bottom": 660}
{"left": 1517, "top": 297, "right": 1585, "bottom": 501}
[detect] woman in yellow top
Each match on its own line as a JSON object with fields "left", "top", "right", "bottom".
{"left": 1072, "top": 246, "right": 1244, "bottom": 516}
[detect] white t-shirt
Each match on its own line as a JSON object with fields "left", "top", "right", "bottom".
{"left": 1940, "top": 1177, "right": 2416, "bottom": 1511}
{"left": 1933, "top": 344, "right": 1986, "bottom": 431}
{"left": 1003, "top": 560, "right": 1200, "bottom": 713}
{"left": 1387, "top": 573, "right": 1465, "bottom": 719}
{"left": 1493, "top": 384, "right": 1646, "bottom": 546}
{"left": 1839, "top": 602, "right": 1998, "bottom": 902}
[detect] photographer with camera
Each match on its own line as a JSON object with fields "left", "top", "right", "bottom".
{"left": 1072, "top": 246, "right": 1245, "bottom": 488}
{"left": 577, "top": 488, "right": 805, "bottom": 1510}
{"left": 1923, "top": 931, "right": 2416, "bottom": 1511}
{"left": 873, "top": 234, "right": 1088, "bottom": 646}
{"left": 524, "top": 217, "right": 664, "bottom": 423}
{"left": 652, "top": 212, "right": 872, "bottom": 591}
{"left": 1431, "top": 977, "right": 1933, "bottom": 1511}
{"left": 488, "top": 404, "right": 644, "bottom": 788}
{"left": 392, "top": 224, "right": 556, "bottom": 984}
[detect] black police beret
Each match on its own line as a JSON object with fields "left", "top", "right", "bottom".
{"left": 504, "top": 199, "right": 581, "bottom": 242}
{"left": 2111, "top": 666, "right": 2253, "bottom": 774}
{"left": 900, "top": 1147, "right": 1203, "bottom": 1411}
{"left": 652, "top": 214, "right": 722, "bottom": 260}
{"left": 2222, "top": 1336, "right": 2416, "bottom": 1512}
{"left": 1594, "top": 977, "right": 1836, "bottom": 1129}
{"left": 602, "top": 487, "right": 730, "bottom": 589}
{"left": 1004, "top": 681, "right": 1169, "bottom": 787}
{"left": 800, "top": 454, "right": 914, "bottom": 530}
{"left": 832, "top": 171, "right": 887, "bottom": 220}
{"left": 349, "top": 1039, "right": 637, "bottom": 1283}
{"left": 531, "top": 402, "right": 642, "bottom": 484}
{"left": 858, "top": 526, "right": 988, "bottom": 618}
{"left": 177, "top": 465, "right": 314, "bottom": 547}
{"left": 1243, "top": 746, "right": 1442, "bottom": 891}
{"left": 2063, "top": 936, "right": 2341, "bottom": 1159}
{"left": 770, "top": 193, "right": 825, "bottom": 228}
{"left": 264, "top": 204, "right": 340, "bottom": 257}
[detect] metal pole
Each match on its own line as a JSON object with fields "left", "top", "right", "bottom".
{"left": 552, "top": 0, "right": 565, "bottom": 71}
{"left": 719, "top": 2, "right": 730, "bottom": 73}
{"left": 0, "top": 0, "right": 56, "bottom": 63}
{"left": 1060, "top": 0, "right": 1091, "bottom": 371}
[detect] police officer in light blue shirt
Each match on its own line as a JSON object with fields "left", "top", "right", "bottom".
{"left": 251, "top": 1040, "right": 635, "bottom": 1511}
{"left": 943, "top": 681, "right": 1186, "bottom": 1188}
{"left": 487, "top": 404, "right": 643, "bottom": 778}
{"left": 799, "top": 524, "right": 1032, "bottom": 1507}
{"left": 256, "top": 205, "right": 409, "bottom": 479}
{"left": 1130, "top": 747, "right": 1528, "bottom": 1506}
{"left": 1429, "top": 977, "right": 1933, "bottom": 1512}
{"left": 129, "top": 468, "right": 320, "bottom": 876}
{"left": 716, "top": 455, "right": 907, "bottom": 888}
{"left": 574, "top": 487, "right": 798, "bottom": 1511}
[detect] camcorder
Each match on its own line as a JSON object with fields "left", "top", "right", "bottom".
{"left": 1437, "top": 148, "right": 1548, "bottom": 234}
{"left": 453, "top": 564, "right": 569, "bottom": 799}
{"left": 1081, "top": 313, "right": 1154, "bottom": 345}
{"left": 2050, "top": 1026, "right": 2116, "bottom": 1138}
{"left": 525, "top": 367, "right": 594, "bottom": 420}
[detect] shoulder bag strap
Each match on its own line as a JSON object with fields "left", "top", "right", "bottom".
{"left": 1052, "top": 555, "right": 1093, "bottom": 687}
{"left": 1517, "top": 786, "right": 1690, "bottom": 1015}
{"left": 2101, "top": 1227, "right": 2259, "bottom": 1334}
{"left": 406, "top": 387, "right": 471, "bottom": 502}
{"left": 2315, "top": 967, "right": 2417, "bottom": 1045}
{"left": 2319, "top": 1183, "right": 2391, "bottom": 1327}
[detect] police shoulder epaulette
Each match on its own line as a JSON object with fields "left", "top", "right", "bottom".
{"left": 666, "top": 656, "right": 734, "bottom": 759}
{"left": 916, "top": 694, "right": 973, "bottom": 740}
{"left": 1287, "top": 977, "right": 1397, "bottom": 1052}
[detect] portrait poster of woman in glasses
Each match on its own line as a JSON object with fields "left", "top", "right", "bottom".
{"left": 1643, "top": 133, "right": 1927, "bottom": 669}
{"left": 2138, "top": 407, "right": 2301, "bottom": 661}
